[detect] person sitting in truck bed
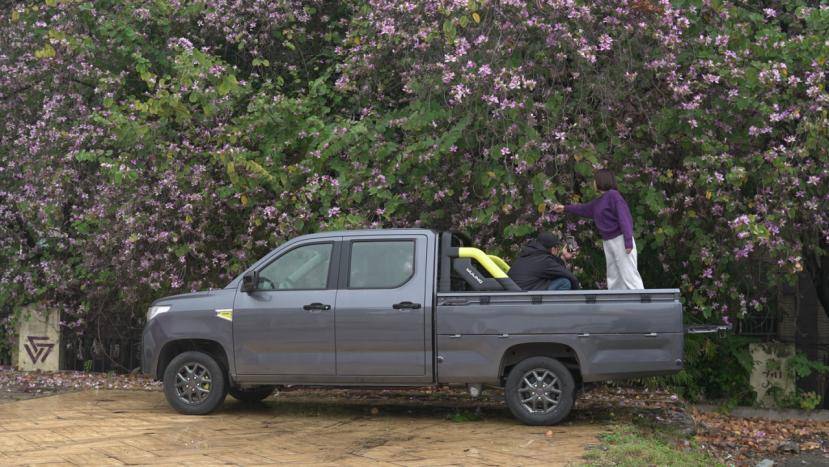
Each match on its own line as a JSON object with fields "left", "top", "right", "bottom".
{"left": 508, "top": 232, "right": 580, "bottom": 291}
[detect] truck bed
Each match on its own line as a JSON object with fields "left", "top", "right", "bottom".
{"left": 434, "top": 289, "right": 684, "bottom": 384}
{"left": 436, "top": 289, "right": 682, "bottom": 334}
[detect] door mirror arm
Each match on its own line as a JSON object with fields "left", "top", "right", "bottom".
{"left": 241, "top": 271, "right": 259, "bottom": 293}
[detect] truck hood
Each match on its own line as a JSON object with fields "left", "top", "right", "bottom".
{"left": 151, "top": 289, "right": 225, "bottom": 306}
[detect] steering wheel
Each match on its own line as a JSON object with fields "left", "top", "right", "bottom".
{"left": 258, "top": 276, "right": 276, "bottom": 290}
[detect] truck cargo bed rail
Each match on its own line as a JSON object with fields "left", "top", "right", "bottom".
{"left": 437, "top": 289, "right": 680, "bottom": 305}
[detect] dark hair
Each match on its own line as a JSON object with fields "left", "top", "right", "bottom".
{"left": 594, "top": 169, "right": 618, "bottom": 191}
{"left": 537, "top": 232, "right": 561, "bottom": 249}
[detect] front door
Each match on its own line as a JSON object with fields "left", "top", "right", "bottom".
{"left": 335, "top": 235, "right": 428, "bottom": 376}
{"left": 233, "top": 240, "right": 340, "bottom": 375}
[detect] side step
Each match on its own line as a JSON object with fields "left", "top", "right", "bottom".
{"left": 684, "top": 324, "right": 732, "bottom": 336}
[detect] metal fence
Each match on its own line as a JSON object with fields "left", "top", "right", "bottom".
{"left": 736, "top": 310, "right": 778, "bottom": 337}
{"left": 60, "top": 333, "right": 142, "bottom": 374}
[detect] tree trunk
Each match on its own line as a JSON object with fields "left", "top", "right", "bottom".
{"left": 795, "top": 273, "right": 822, "bottom": 404}
{"left": 807, "top": 239, "right": 829, "bottom": 409}
{"left": 805, "top": 237, "right": 829, "bottom": 321}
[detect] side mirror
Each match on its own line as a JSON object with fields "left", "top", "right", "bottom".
{"left": 240, "top": 271, "right": 258, "bottom": 293}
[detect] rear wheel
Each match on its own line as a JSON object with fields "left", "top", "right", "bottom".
{"left": 163, "top": 351, "right": 227, "bottom": 415}
{"left": 229, "top": 385, "right": 276, "bottom": 403}
{"left": 504, "top": 356, "right": 575, "bottom": 425}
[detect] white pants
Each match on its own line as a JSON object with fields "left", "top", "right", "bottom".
{"left": 603, "top": 235, "right": 644, "bottom": 290}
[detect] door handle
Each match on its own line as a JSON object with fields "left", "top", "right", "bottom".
{"left": 302, "top": 303, "right": 331, "bottom": 311}
{"left": 392, "top": 301, "right": 422, "bottom": 310}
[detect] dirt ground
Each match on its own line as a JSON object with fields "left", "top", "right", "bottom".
{"left": 0, "top": 388, "right": 604, "bottom": 466}
{"left": 2, "top": 369, "right": 827, "bottom": 465}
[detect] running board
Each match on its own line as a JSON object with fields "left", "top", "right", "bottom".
{"left": 685, "top": 324, "right": 732, "bottom": 336}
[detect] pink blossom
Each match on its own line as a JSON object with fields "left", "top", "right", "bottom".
{"left": 167, "top": 37, "right": 194, "bottom": 51}
{"left": 451, "top": 83, "right": 470, "bottom": 102}
{"left": 597, "top": 34, "right": 613, "bottom": 52}
{"left": 379, "top": 18, "right": 395, "bottom": 35}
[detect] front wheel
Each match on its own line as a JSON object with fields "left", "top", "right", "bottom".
{"left": 163, "top": 351, "right": 227, "bottom": 415}
{"left": 229, "top": 385, "right": 275, "bottom": 403}
{"left": 504, "top": 356, "right": 575, "bottom": 425}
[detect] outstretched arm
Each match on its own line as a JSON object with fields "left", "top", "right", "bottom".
{"left": 562, "top": 198, "right": 597, "bottom": 218}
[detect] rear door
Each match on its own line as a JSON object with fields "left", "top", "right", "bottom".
{"left": 334, "top": 235, "right": 428, "bottom": 376}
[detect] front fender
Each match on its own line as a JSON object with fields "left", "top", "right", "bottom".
{"left": 141, "top": 290, "right": 237, "bottom": 380}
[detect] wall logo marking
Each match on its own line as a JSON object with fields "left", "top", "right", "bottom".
{"left": 24, "top": 336, "right": 55, "bottom": 364}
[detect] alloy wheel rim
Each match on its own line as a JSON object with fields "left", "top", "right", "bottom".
{"left": 175, "top": 362, "right": 212, "bottom": 405}
{"left": 517, "top": 368, "right": 561, "bottom": 414}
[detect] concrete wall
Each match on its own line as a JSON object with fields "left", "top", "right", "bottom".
{"left": 750, "top": 342, "right": 796, "bottom": 408}
{"left": 16, "top": 306, "right": 61, "bottom": 371}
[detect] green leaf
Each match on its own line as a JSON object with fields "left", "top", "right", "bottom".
{"left": 443, "top": 20, "right": 456, "bottom": 41}
{"left": 173, "top": 245, "right": 190, "bottom": 258}
{"left": 34, "top": 44, "right": 56, "bottom": 59}
{"left": 217, "top": 74, "right": 238, "bottom": 96}
{"left": 504, "top": 224, "right": 535, "bottom": 239}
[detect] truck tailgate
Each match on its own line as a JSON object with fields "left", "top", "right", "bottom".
{"left": 436, "top": 289, "right": 683, "bottom": 335}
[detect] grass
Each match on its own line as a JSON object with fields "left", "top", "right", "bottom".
{"left": 447, "top": 409, "right": 483, "bottom": 422}
{"left": 582, "top": 425, "right": 723, "bottom": 467}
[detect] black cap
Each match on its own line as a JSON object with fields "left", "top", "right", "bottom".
{"left": 537, "top": 232, "right": 561, "bottom": 249}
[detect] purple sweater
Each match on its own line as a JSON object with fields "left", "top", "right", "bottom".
{"left": 565, "top": 190, "right": 635, "bottom": 249}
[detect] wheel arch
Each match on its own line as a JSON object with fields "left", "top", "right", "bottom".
{"left": 499, "top": 342, "right": 582, "bottom": 386}
{"left": 156, "top": 339, "right": 230, "bottom": 381}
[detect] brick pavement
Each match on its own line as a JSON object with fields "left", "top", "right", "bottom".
{"left": 0, "top": 390, "right": 603, "bottom": 466}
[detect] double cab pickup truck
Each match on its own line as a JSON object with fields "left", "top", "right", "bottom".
{"left": 143, "top": 229, "right": 721, "bottom": 425}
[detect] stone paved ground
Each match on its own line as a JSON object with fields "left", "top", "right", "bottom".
{"left": 0, "top": 390, "right": 603, "bottom": 466}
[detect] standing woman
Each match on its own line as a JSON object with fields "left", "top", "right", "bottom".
{"left": 553, "top": 169, "right": 644, "bottom": 290}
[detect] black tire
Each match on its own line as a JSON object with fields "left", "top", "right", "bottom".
{"left": 504, "top": 356, "right": 575, "bottom": 426}
{"left": 229, "top": 385, "right": 275, "bottom": 403}
{"left": 163, "top": 350, "right": 227, "bottom": 415}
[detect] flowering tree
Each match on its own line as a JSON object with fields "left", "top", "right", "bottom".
{"left": 1, "top": 1, "right": 827, "bottom": 397}
{"left": 334, "top": 0, "right": 829, "bottom": 324}
{"left": 0, "top": 0, "right": 348, "bottom": 340}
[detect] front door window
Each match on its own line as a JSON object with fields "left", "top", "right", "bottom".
{"left": 258, "top": 243, "right": 332, "bottom": 290}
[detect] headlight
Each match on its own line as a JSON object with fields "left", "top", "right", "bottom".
{"left": 147, "top": 305, "right": 171, "bottom": 321}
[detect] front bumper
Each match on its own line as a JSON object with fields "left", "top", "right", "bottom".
{"left": 141, "top": 323, "right": 160, "bottom": 379}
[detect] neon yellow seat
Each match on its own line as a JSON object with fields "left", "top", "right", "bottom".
{"left": 487, "top": 255, "right": 510, "bottom": 273}
{"left": 457, "top": 247, "right": 507, "bottom": 278}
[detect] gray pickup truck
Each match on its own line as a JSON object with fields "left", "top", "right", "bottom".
{"left": 142, "top": 229, "right": 720, "bottom": 425}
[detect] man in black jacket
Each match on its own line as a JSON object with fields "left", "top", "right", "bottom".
{"left": 508, "top": 232, "right": 580, "bottom": 291}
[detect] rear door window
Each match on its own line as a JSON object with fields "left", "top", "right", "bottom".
{"left": 348, "top": 241, "right": 415, "bottom": 289}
